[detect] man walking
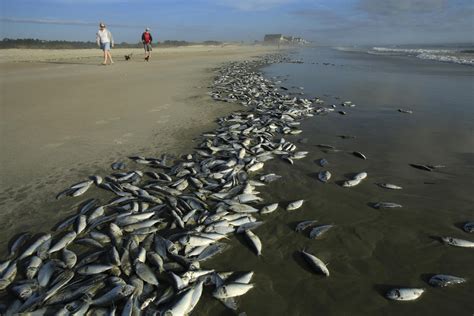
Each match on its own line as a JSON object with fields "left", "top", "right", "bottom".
{"left": 142, "top": 28, "right": 153, "bottom": 61}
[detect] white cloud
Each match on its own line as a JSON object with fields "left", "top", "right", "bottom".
{"left": 0, "top": 17, "right": 141, "bottom": 28}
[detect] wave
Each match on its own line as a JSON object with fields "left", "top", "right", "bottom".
{"left": 369, "top": 46, "right": 474, "bottom": 66}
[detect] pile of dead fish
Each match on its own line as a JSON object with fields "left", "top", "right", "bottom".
{"left": 0, "top": 54, "right": 324, "bottom": 315}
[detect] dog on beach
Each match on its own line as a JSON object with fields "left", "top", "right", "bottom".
{"left": 124, "top": 53, "right": 133, "bottom": 61}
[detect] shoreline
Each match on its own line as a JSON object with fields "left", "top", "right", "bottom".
{"left": 0, "top": 45, "right": 280, "bottom": 252}
{"left": 0, "top": 52, "right": 312, "bottom": 314}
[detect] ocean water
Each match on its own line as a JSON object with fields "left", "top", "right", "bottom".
{"left": 336, "top": 44, "right": 474, "bottom": 66}
{"left": 197, "top": 47, "right": 474, "bottom": 315}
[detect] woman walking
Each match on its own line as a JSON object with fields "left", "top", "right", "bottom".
{"left": 96, "top": 22, "right": 114, "bottom": 65}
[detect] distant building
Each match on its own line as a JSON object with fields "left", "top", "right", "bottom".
{"left": 263, "top": 34, "right": 308, "bottom": 46}
{"left": 263, "top": 34, "right": 284, "bottom": 44}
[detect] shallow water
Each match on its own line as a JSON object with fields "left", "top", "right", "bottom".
{"left": 196, "top": 47, "right": 474, "bottom": 315}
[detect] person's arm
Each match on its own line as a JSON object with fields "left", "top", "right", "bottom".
{"left": 108, "top": 30, "right": 114, "bottom": 47}
{"left": 96, "top": 32, "right": 100, "bottom": 46}
{"left": 141, "top": 33, "right": 145, "bottom": 43}
{"left": 150, "top": 34, "right": 153, "bottom": 43}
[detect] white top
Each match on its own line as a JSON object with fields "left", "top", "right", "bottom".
{"left": 96, "top": 29, "right": 113, "bottom": 45}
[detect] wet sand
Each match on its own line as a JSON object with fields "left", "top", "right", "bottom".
{"left": 0, "top": 45, "right": 274, "bottom": 252}
{"left": 195, "top": 47, "right": 474, "bottom": 315}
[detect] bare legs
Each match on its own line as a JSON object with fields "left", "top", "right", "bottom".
{"left": 102, "top": 50, "right": 114, "bottom": 65}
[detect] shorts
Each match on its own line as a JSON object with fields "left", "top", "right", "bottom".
{"left": 100, "top": 42, "right": 111, "bottom": 51}
{"left": 144, "top": 43, "right": 152, "bottom": 52}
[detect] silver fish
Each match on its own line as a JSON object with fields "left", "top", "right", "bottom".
{"left": 385, "top": 288, "right": 424, "bottom": 301}
{"left": 352, "top": 151, "right": 367, "bottom": 159}
{"left": 318, "top": 171, "right": 331, "bottom": 183}
{"left": 309, "top": 224, "right": 334, "bottom": 239}
{"left": 428, "top": 274, "right": 467, "bottom": 287}
{"left": 19, "top": 234, "right": 51, "bottom": 260}
{"left": 295, "top": 220, "right": 318, "bottom": 232}
{"left": 373, "top": 202, "right": 403, "bottom": 209}
{"left": 91, "top": 284, "right": 135, "bottom": 306}
{"left": 286, "top": 200, "right": 304, "bottom": 211}
{"left": 377, "top": 183, "right": 403, "bottom": 190}
{"left": 301, "top": 250, "right": 329, "bottom": 276}
{"left": 244, "top": 230, "right": 262, "bottom": 256}
{"left": 134, "top": 262, "right": 159, "bottom": 285}
{"left": 260, "top": 203, "right": 279, "bottom": 214}
{"left": 48, "top": 231, "right": 77, "bottom": 254}
{"left": 441, "top": 237, "right": 474, "bottom": 248}
{"left": 463, "top": 222, "right": 474, "bottom": 233}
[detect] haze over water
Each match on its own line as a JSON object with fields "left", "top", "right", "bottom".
{"left": 196, "top": 46, "right": 474, "bottom": 315}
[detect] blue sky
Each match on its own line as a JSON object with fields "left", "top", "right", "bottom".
{"left": 1, "top": 0, "right": 473, "bottom": 44}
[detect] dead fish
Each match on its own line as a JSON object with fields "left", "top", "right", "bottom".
{"left": 48, "top": 231, "right": 77, "bottom": 254}
{"left": 352, "top": 172, "right": 367, "bottom": 181}
{"left": 377, "top": 183, "right": 403, "bottom": 190}
{"left": 428, "top": 274, "right": 467, "bottom": 287}
{"left": 92, "top": 284, "right": 135, "bottom": 306}
{"left": 287, "top": 200, "right": 304, "bottom": 211}
{"left": 463, "top": 222, "right": 474, "bottom": 233}
{"left": 295, "top": 220, "right": 318, "bottom": 232}
{"left": 300, "top": 250, "right": 329, "bottom": 276}
{"left": 135, "top": 262, "right": 159, "bottom": 285}
{"left": 309, "top": 225, "right": 334, "bottom": 239}
{"left": 317, "top": 158, "right": 328, "bottom": 167}
{"left": 8, "top": 232, "right": 31, "bottom": 258}
{"left": 441, "top": 237, "right": 474, "bottom": 248}
{"left": 62, "top": 248, "right": 77, "bottom": 269}
{"left": 410, "top": 164, "right": 432, "bottom": 171}
{"left": 338, "top": 111, "right": 346, "bottom": 115}
{"left": 385, "top": 288, "right": 424, "bottom": 301}
{"left": 244, "top": 230, "right": 262, "bottom": 256}
{"left": 25, "top": 256, "right": 42, "bottom": 279}
{"left": 77, "top": 264, "right": 114, "bottom": 275}
{"left": 259, "top": 173, "right": 282, "bottom": 183}
{"left": 318, "top": 171, "right": 331, "bottom": 183}
{"left": 19, "top": 234, "right": 51, "bottom": 260}
{"left": 373, "top": 202, "right": 403, "bottom": 209}
{"left": 342, "top": 179, "right": 361, "bottom": 188}
{"left": 352, "top": 151, "right": 367, "bottom": 160}
{"left": 398, "top": 109, "right": 413, "bottom": 114}
{"left": 260, "top": 203, "right": 279, "bottom": 214}
{"left": 338, "top": 135, "right": 356, "bottom": 139}
{"left": 317, "top": 144, "right": 335, "bottom": 149}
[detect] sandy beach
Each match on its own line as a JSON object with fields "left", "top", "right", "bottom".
{"left": 0, "top": 45, "right": 274, "bottom": 251}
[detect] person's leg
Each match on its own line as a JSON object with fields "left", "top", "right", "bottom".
{"left": 108, "top": 50, "right": 114, "bottom": 64}
{"left": 102, "top": 49, "right": 108, "bottom": 65}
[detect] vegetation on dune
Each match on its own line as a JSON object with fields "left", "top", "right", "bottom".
{"left": 0, "top": 38, "right": 223, "bottom": 49}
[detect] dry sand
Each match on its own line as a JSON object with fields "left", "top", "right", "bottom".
{"left": 0, "top": 45, "right": 275, "bottom": 251}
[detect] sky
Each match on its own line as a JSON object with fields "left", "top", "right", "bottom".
{"left": 1, "top": 0, "right": 473, "bottom": 45}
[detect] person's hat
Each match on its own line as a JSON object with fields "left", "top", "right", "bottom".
{"left": 145, "top": 27, "right": 150, "bottom": 31}
{"left": 99, "top": 23, "right": 105, "bottom": 28}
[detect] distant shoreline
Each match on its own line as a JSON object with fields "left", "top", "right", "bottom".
{"left": 0, "top": 44, "right": 280, "bottom": 63}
